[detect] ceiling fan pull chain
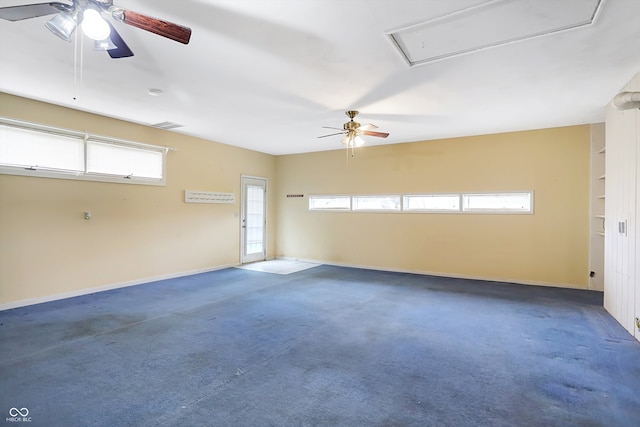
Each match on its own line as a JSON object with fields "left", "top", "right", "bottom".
{"left": 72, "top": 26, "right": 84, "bottom": 101}
{"left": 79, "top": 31, "right": 84, "bottom": 100}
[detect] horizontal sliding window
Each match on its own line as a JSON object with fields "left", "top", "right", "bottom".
{"left": 462, "top": 192, "right": 533, "bottom": 213}
{"left": 352, "top": 195, "right": 401, "bottom": 211}
{"left": 309, "top": 195, "right": 351, "bottom": 210}
{"left": 310, "top": 192, "right": 533, "bottom": 214}
{"left": 403, "top": 194, "right": 460, "bottom": 212}
{"left": 0, "top": 117, "right": 169, "bottom": 185}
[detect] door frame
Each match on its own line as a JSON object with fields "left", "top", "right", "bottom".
{"left": 240, "top": 175, "right": 267, "bottom": 264}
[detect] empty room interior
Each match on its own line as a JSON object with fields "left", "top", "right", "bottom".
{"left": 1, "top": 0, "right": 640, "bottom": 425}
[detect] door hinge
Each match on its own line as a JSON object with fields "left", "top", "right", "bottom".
{"left": 635, "top": 317, "right": 640, "bottom": 330}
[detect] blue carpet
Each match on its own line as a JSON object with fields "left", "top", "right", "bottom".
{"left": 0, "top": 265, "right": 638, "bottom": 426}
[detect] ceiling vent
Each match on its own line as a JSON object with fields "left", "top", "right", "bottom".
{"left": 386, "top": 0, "right": 604, "bottom": 67}
{"left": 150, "top": 121, "right": 184, "bottom": 130}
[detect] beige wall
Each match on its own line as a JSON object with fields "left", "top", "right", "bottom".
{"left": 0, "top": 92, "right": 593, "bottom": 307}
{"left": 0, "top": 93, "right": 276, "bottom": 306}
{"left": 275, "top": 126, "right": 591, "bottom": 288}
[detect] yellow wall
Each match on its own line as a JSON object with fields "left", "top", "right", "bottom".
{"left": 0, "top": 93, "right": 276, "bottom": 305}
{"left": 275, "top": 126, "right": 591, "bottom": 288}
{"left": 0, "top": 92, "right": 592, "bottom": 307}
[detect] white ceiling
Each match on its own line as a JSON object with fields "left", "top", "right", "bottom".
{"left": 1, "top": 0, "right": 639, "bottom": 155}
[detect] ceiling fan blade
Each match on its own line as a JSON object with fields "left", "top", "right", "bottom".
{"left": 0, "top": 2, "right": 68, "bottom": 21}
{"left": 106, "top": 21, "right": 133, "bottom": 59}
{"left": 322, "top": 126, "right": 344, "bottom": 131}
{"left": 359, "top": 123, "right": 378, "bottom": 131}
{"left": 114, "top": 9, "right": 191, "bottom": 44}
{"left": 362, "top": 130, "right": 389, "bottom": 138}
{"left": 317, "top": 131, "right": 347, "bottom": 138}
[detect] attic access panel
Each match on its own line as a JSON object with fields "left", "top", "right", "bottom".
{"left": 386, "top": 0, "right": 604, "bottom": 66}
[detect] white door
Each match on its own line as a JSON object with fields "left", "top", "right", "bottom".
{"left": 241, "top": 176, "right": 267, "bottom": 264}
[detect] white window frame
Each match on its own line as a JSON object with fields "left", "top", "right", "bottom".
{"left": 308, "top": 191, "right": 534, "bottom": 214}
{"left": 461, "top": 191, "right": 534, "bottom": 214}
{"left": 0, "top": 117, "right": 171, "bottom": 186}
{"left": 402, "top": 193, "right": 461, "bottom": 213}
{"left": 308, "top": 194, "right": 351, "bottom": 211}
{"left": 352, "top": 195, "right": 401, "bottom": 212}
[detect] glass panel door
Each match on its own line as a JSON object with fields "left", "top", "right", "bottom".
{"left": 241, "top": 176, "right": 267, "bottom": 263}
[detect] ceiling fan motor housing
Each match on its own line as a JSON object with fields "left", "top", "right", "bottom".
{"left": 344, "top": 110, "right": 360, "bottom": 131}
{"left": 344, "top": 120, "right": 360, "bottom": 131}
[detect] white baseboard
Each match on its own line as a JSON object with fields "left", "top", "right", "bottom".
{"left": 0, "top": 263, "right": 239, "bottom": 311}
{"left": 276, "top": 257, "right": 590, "bottom": 290}
{"left": 2, "top": 258, "right": 594, "bottom": 311}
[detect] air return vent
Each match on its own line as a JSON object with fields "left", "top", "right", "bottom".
{"left": 151, "top": 121, "right": 183, "bottom": 130}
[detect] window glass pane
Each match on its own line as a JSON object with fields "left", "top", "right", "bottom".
{"left": 352, "top": 195, "right": 401, "bottom": 211}
{"left": 403, "top": 194, "right": 460, "bottom": 211}
{"left": 0, "top": 124, "right": 83, "bottom": 172}
{"left": 246, "top": 185, "right": 264, "bottom": 254}
{"left": 87, "top": 141, "right": 163, "bottom": 179}
{"left": 462, "top": 192, "right": 532, "bottom": 212}
{"left": 309, "top": 195, "right": 351, "bottom": 210}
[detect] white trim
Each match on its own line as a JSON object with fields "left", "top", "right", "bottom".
{"left": 0, "top": 263, "right": 238, "bottom": 311}
{"left": 0, "top": 166, "right": 166, "bottom": 186}
{"left": 276, "top": 257, "right": 592, "bottom": 291}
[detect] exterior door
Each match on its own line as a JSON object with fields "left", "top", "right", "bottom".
{"left": 241, "top": 176, "right": 267, "bottom": 264}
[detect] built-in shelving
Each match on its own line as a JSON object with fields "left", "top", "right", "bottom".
{"left": 589, "top": 124, "right": 606, "bottom": 292}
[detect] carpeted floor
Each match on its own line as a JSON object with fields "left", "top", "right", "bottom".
{"left": 1, "top": 265, "right": 639, "bottom": 426}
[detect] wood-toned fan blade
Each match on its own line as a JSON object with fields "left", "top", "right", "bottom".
{"left": 359, "top": 123, "right": 378, "bottom": 131}
{"left": 0, "top": 2, "right": 67, "bottom": 21}
{"left": 362, "top": 130, "right": 389, "bottom": 138}
{"left": 106, "top": 22, "right": 133, "bottom": 59}
{"left": 317, "top": 131, "right": 346, "bottom": 138}
{"left": 120, "top": 10, "right": 191, "bottom": 44}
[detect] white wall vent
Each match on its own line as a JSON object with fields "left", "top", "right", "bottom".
{"left": 185, "top": 191, "right": 236, "bottom": 204}
{"left": 151, "top": 121, "right": 183, "bottom": 130}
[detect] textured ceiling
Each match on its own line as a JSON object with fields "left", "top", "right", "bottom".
{"left": 1, "top": 0, "right": 639, "bottom": 155}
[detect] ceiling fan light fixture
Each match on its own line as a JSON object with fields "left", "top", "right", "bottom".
{"left": 44, "top": 11, "right": 77, "bottom": 42}
{"left": 341, "top": 134, "right": 365, "bottom": 147}
{"left": 81, "top": 8, "right": 110, "bottom": 41}
{"left": 94, "top": 37, "right": 117, "bottom": 51}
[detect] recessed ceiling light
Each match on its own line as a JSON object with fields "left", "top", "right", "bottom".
{"left": 148, "top": 88, "right": 163, "bottom": 96}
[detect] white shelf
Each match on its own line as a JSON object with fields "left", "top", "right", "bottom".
{"left": 595, "top": 215, "right": 606, "bottom": 219}
{"left": 598, "top": 174, "right": 606, "bottom": 180}
{"left": 597, "top": 195, "right": 606, "bottom": 199}
{"left": 596, "top": 232, "right": 605, "bottom": 236}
